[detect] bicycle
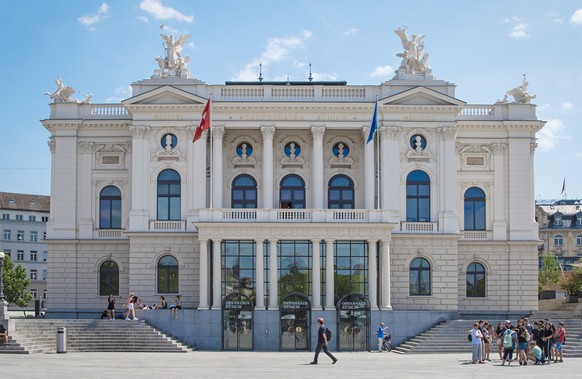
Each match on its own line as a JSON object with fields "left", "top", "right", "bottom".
{"left": 382, "top": 335, "right": 392, "bottom": 352}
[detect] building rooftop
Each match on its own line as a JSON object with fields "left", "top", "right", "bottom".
{"left": 0, "top": 192, "right": 50, "bottom": 212}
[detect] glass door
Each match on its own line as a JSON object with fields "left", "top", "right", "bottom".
{"left": 222, "top": 293, "right": 253, "bottom": 351}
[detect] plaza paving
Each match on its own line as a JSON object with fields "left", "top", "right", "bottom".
{"left": 0, "top": 351, "right": 578, "bottom": 379}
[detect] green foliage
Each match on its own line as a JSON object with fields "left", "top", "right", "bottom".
{"left": 1, "top": 253, "right": 33, "bottom": 307}
{"left": 560, "top": 267, "right": 582, "bottom": 295}
{"left": 538, "top": 254, "right": 561, "bottom": 292}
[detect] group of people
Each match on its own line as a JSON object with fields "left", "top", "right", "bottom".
{"left": 469, "top": 318, "right": 566, "bottom": 366}
{"left": 101, "top": 294, "right": 182, "bottom": 320}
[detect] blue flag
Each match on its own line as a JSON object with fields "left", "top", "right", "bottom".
{"left": 366, "top": 99, "right": 378, "bottom": 144}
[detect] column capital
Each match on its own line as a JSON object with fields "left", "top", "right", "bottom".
{"left": 436, "top": 126, "right": 457, "bottom": 140}
{"left": 311, "top": 126, "right": 326, "bottom": 140}
{"left": 47, "top": 137, "right": 56, "bottom": 154}
{"left": 129, "top": 124, "right": 151, "bottom": 137}
{"left": 260, "top": 125, "right": 276, "bottom": 140}
{"left": 212, "top": 126, "right": 225, "bottom": 141}
{"left": 379, "top": 125, "right": 401, "bottom": 139}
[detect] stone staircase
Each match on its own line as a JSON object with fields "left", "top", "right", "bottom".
{"left": 393, "top": 318, "right": 582, "bottom": 357}
{"left": 0, "top": 319, "right": 192, "bottom": 354}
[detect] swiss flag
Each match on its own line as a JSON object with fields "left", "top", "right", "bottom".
{"left": 193, "top": 99, "right": 211, "bottom": 142}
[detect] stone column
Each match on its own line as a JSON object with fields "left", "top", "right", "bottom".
{"left": 325, "top": 239, "right": 335, "bottom": 309}
{"left": 78, "top": 141, "right": 95, "bottom": 238}
{"left": 255, "top": 239, "right": 265, "bottom": 309}
{"left": 311, "top": 126, "right": 325, "bottom": 209}
{"left": 492, "top": 143, "right": 507, "bottom": 240}
{"left": 367, "top": 239, "right": 378, "bottom": 309}
{"left": 192, "top": 129, "right": 208, "bottom": 210}
{"left": 268, "top": 239, "right": 278, "bottom": 310}
{"left": 128, "top": 125, "right": 151, "bottom": 231}
{"left": 198, "top": 238, "right": 209, "bottom": 310}
{"left": 212, "top": 238, "right": 222, "bottom": 309}
{"left": 380, "top": 126, "right": 401, "bottom": 219}
{"left": 261, "top": 126, "right": 275, "bottom": 209}
{"left": 380, "top": 240, "right": 392, "bottom": 310}
{"left": 363, "top": 126, "right": 375, "bottom": 210}
{"left": 212, "top": 126, "right": 225, "bottom": 208}
{"left": 311, "top": 239, "right": 322, "bottom": 310}
{"left": 437, "top": 126, "right": 459, "bottom": 233}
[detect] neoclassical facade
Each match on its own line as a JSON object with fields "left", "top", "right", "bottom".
{"left": 42, "top": 30, "right": 543, "bottom": 351}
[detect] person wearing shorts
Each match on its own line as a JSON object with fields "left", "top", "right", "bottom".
{"left": 553, "top": 322, "right": 565, "bottom": 363}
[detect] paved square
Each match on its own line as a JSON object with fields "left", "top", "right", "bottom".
{"left": 0, "top": 351, "right": 577, "bottom": 378}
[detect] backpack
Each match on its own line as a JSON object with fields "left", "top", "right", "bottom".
{"left": 524, "top": 330, "right": 531, "bottom": 342}
{"left": 468, "top": 332, "right": 472, "bottom": 342}
{"left": 325, "top": 327, "right": 332, "bottom": 341}
{"left": 503, "top": 331, "right": 513, "bottom": 348}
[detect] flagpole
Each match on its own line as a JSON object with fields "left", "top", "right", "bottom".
{"left": 376, "top": 105, "right": 380, "bottom": 210}
{"left": 209, "top": 94, "right": 213, "bottom": 209}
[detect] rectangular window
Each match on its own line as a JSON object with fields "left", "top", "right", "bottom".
{"left": 16, "top": 214, "right": 23, "bottom": 221}
{"left": 43, "top": 270, "right": 48, "bottom": 280}
{"left": 3, "top": 229, "right": 10, "bottom": 240}
{"left": 43, "top": 289, "right": 48, "bottom": 300}
{"left": 43, "top": 232, "right": 47, "bottom": 240}
{"left": 30, "top": 269, "right": 37, "bottom": 280}
{"left": 30, "top": 289, "right": 37, "bottom": 299}
{"left": 30, "top": 251, "right": 37, "bottom": 261}
{"left": 43, "top": 251, "right": 48, "bottom": 262}
{"left": 29, "top": 215, "right": 36, "bottom": 222}
{"left": 30, "top": 231, "right": 38, "bottom": 242}
{"left": 17, "top": 231, "right": 24, "bottom": 241}
{"left": 2, "top": 213, "right": 9, "bottom": 220}
{"left": 17, "top": 251, "right": 24, "bottom": 261}
{"left": 42, "top": 216, "right": 48, "bottom": 222}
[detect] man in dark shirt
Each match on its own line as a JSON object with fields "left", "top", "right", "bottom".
{"left": 310, "top": 317, "right": 337, "bottom": 365}
{"left": 0, "top": 324, "right": 8, "bottom": 347}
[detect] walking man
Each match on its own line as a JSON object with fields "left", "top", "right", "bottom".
{"left": 311, "top": 317, "right": 337, "bottom": 365}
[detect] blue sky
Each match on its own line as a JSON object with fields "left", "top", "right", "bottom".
{"left": 1, "top": 0, "right": 581, "bottom": 201}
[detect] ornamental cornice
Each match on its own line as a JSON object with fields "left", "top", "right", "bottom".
{"left": 41, "top": 120, "right": 82, "bottom": 132}
{"left": 123, "top": 104, "right": 198, "bottom": 112}
{"left": 81, "top": 122, "right": 131, "bottom": 129}
{"left": 382, "top": 105, "right": 461, "bottom": 114}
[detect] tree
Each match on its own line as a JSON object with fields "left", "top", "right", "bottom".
{"left": 538, "top": 254, "right": 561, "bottom": 292}
{"left": 1, "top": 253, "right": 33, "bottom": 307}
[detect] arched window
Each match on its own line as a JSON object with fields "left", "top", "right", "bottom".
{"left": 157, "top": 169, "right": 181, "bottom": 221}
{"left": 464, "top": 187, "right": 486, "bottom": 231}
{"left": 232, "top": 174, "right": 257, "bottom": 208}
{"left": 157, "top": 255, "right": 179, "bottom": 293}
{"left": 328, "top": 175, "right": 354, "bottom": 209}
{"left": 406, "top": 170, "right": 430, "bottom": 222}
{"left": 409, "top": 257, "right": 431, "bottom": 296}
{"left": 466, "top": 262, "right": 486, "bottom": 297}
{"left": 99, "top": 186, "right": 121, "bottom": 229}
{"left": 99, "top": 260, "right": 119, "bottom": 296}
{"left": 280, "top": 174, "right": 305, "bottom": 209}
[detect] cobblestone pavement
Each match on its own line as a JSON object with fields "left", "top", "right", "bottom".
{"left": 0, "top": 351, "right": 577, "bottom": 379}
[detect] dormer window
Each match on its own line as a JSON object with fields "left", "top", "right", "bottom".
{"left": 553, "top": 212, "right": 563, "bottom": 227}
{"left": 576, "top": 212, "right": 582, "bottom": 227}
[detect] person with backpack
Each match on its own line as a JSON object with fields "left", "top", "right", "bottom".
{"left": 501, "top": 320, "right": 517, "bottom": 366}
{"left": 310, "top": 317, "right": 337, "bottom": 365}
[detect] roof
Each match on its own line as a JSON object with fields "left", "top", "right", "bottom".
{"left": 0, "top": 192, "right": 50, "bottom": 212}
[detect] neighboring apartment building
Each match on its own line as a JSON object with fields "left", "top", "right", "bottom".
{"left": 41, "top": 30, "right": 543, "bottom": 351}
{"left": 536, "top": 199, "right": 582, "bottom": 270}
{"left": 0, "top": 192, "right": 50, "bottom": 309}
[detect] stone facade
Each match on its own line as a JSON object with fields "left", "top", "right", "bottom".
{"left": 41, "top": 32, "right": 544, "bottom": 350}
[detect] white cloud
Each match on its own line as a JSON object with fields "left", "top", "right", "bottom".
{"left": 560, "top": 102, "right": 574, "bottom": 111}
{"left": 371, "top": 65, "right": 394, "bottom": 77}
{"left": 547, "top": 11, "right": 564, "bottom": 24}
{"left": 536, "top": 118, "right": 569, "bottom": 152}
{"left": 509, "top": 17, "right": 530, "bottom": 38}
{"left": 233, "top": 31, "right": 312, "bottom": 81}
{"left": 139, "top": 0, "right": 193, "bottom": 23}
{"left": 343, "top": 28, "right": 358, "bottom": 36}
{"left": 106, "top": 86, "right": 132, "bottom": 103}
{"left": 537, "top": 103, "right": 550, "bottom": 112}
{"left": 575, "top": 152, "right": 582, "bottom": 158}
{"left": 78, "top": 3, "right": 110, "bottom": 27}
{"left": 311, "top": 71, "right": 338, "bottom": 81}
{"left": 571, "top": 9, "right": 582, "bottom": 24}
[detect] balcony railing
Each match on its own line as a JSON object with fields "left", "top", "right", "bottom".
{"left": 149, "top": 220, "right": 186, "bottom": 231}
{"left": 462, "top": 230, "right": 492, "bottom": 240}
{"left": 197, "top": 209, "right": 392, "bottom": 223}
{"left": 94, "top": 229, "right": 125, "bottom": 239}
{"left": 400, "top": 222, "right": 438, "bottom": 233}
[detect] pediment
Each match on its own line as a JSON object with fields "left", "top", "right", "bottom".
{"left": 122, "top": 86, "right": 208, "bottom": 106}
{"left": 380, "top": 86, "right": 466, "bottom": 107}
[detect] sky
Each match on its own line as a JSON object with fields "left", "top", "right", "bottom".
{"left": 0, "top": 0, "right": 581, "bottom": 201}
